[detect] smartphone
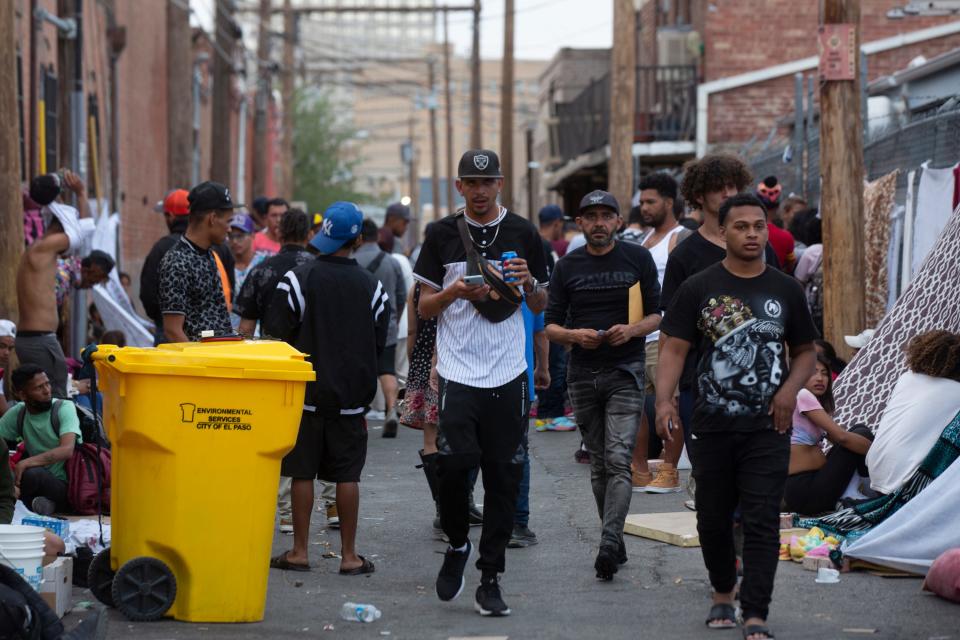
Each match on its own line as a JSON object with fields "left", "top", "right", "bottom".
{"left": 463, "top": 274, "right": 484, "bottom": 286}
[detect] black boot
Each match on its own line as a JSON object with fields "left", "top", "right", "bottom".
{"left": 418, "top": 450, "right": 442, "bottom": 532}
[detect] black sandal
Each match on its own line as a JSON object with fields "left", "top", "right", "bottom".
{"left": 339, "top": 555, "right": 376, "bottom": 576}
{"left": 742, "top": 624, "right": 774, "bottom": 639}
{"left": 705, "top": 603, "right": 738, "bottom": 629}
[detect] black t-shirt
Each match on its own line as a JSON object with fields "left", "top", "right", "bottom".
{"left": 660, "top": 263, "right": 819, "bottom": 434}
{"left": 660, "top": 231, "right": 781, "bottom": 390}
{"left": 545, "top": 241, "right": 661, "bottom": 369}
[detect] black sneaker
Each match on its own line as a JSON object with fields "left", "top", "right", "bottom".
{"left": 382, "top": 409, "right": 398, "bottom": 438}
{"left": 507, "top": 524, "right": 538, "bottom": 548}
{"left": 475, "top": 576, "right": 511, "bottom": 617}
{"left": 468, "top": 503, "right": 484, "bottom": 526}
{"left": 595, "top": 546, "right": 619, "bottom": 581}
{"left": 436, "top": 541, "right": 472, "bottom": 601}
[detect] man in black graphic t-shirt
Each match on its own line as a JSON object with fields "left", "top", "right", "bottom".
{"left": 545, "top": 190, "right": 661, "bottom": 581}
{"left": 656, "top": 194, "right": 817, "bottom": 640}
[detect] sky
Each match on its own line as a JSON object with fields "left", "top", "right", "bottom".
{"left": 445, "top": 0, "right": 613, "bottom": 61}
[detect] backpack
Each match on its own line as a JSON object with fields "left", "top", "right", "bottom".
{"left": 14, "top": 400, "right": 111, "bottom": 516}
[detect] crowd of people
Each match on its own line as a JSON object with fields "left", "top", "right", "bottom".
{"left": 2, "top": 147, "right": 959, "bottom": 640}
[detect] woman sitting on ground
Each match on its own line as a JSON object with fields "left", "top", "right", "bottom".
{"left": 783, "top": 354, "right": 873, "bottom": 515}
{"left": 866, "top": 330, "right": 960, "bottom": 495}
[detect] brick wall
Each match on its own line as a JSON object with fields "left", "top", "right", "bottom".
{"left": 704, "top": 0, "right": 960, "bottom": 145}
{"left": 115, "top": 0, "right": 169, "bottom": 284}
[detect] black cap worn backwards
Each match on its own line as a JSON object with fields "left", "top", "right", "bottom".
{"left": 188, "top": 181, "right": 244, "bottom": 213}
{"left": 578, "top": 190, "right": 620, "bottom": 215}
{"left": 457, "top": 149, "right": 504, "bottom": 179}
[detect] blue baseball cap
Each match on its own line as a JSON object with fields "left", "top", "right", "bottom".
{"left": 538, "top": 204, "right": 564, "bottom": 224}
{"left": 309, "top": 201, "right": 364, "bottom": 254}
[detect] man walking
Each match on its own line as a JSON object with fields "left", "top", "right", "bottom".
{"left": 265, "top": 202, "right": 389, "bottom": 576}
{"left": 158, "top": 181, "right": 241, "bottom": 342}
{"left": 633, "top": 173, "right": 685, "bottom": 493}
{"left": 656, "top": 194, "right": 817, "bottom": 640}
{"left": 378, "top": 202, "right": 414, "bottom": 254}
{"left": 414, "top": 149, "right": 548, "bottom": 616}
{"left": 355, "top": 219, "right": 407, "bottom": 438}
{"left": 544, "top": 190, "right": 662, "bottom": 581}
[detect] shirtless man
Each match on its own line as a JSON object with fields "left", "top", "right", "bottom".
{"left": 15, "top": 171, "right": 112, "bottom": 398}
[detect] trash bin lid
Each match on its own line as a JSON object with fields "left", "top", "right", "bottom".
{"left": 93, "top": 340, "right": 316, "bottom": 381}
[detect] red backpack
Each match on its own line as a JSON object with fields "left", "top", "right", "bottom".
{"left": 14, "top": 401, "right": 111, "bottom": 515}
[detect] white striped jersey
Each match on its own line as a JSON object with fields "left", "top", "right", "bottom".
{"left": 413, "top": 207, "right": 549, "bottom": 388}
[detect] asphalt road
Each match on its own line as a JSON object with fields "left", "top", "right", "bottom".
{"left": 68, "top": 420, "right": 957, "bottom": 639}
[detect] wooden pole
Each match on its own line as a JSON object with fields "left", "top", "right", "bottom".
{"left": 499, "top": 0, "right": 514, "bottom": 210}
{"left": 0, "top": 0, "right": 24, "bottom": 320}
{"left": 443, "top": 10, "right": 455, "bottom": 215}
{"left": 820, "top": 0, "right": 865, "bottom": 361}
{"left": 251, "top": 0, "right": 272, "bottom": 197}
{"left": 609, "top": 0, "right": 636, "bottom": 214}
{"left": 526, "top": 127, "right": 535, "bottom": 222}
{"left": 470, "top": 0, "right": 481, "bottom": 148}
{"left": 409, "top": 115, "right": 420, "bottom": 222}
{"left": 168, "top": 0, "right": 193, "bottom": 187}
{"left": 281, "top": 0, "right": 295, "bottom": 197}
{"left": 428, "top": 59, "right": 441, "bottom": 222}
{"left": 211, "top": 0, "right": 236, "bottom": 185}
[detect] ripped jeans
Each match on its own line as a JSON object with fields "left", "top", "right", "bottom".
{"left": 568, "top": 362, "right": 644, "bottom": 550}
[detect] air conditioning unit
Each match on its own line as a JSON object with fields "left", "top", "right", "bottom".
{"left": 657, "top": 27, "right": 697, "bottom": 67}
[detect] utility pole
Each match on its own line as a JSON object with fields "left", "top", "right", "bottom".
{"left": 499, "top": 0, "right": 514, "bottom": 209}
{"left": 443, "top": 10, "right": 455, "bottom": 214}
{"left": 168, "top": 0, "right": 193, "bottom": 187}
{"left": 408, "top": 116, "right": 420, "bottom": 221}
{"left": 428, "top": 58, "right": 441, "bottom": 222}
{"left": 470, "top": 0, "right": 482, "bottom": 148}
{"left": 525, "top": 127, "right": 535, "bottom": 222}
{"left": 211, "top": 0, "right": 237, "bottom": 185}
{"left": 820, "top": 0, "right": 865, "bottom": 361}
{"left": 0, "top": 1, "right": 24, "bottom": 320}
{"left": 609, "top": 0, "right": 636, "bottom": 213}
{"left": 281, "top": 0, "right": 295, "bottom": 198}
{"left": 252, "top": 0, "right": 272, "bottom": 198}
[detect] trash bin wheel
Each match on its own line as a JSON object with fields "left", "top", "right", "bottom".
{"left": 88, "top": 548, "right": 116, "bottom": 607}
{"left": 111, "top": 556, "right": 178, "bottom": 622}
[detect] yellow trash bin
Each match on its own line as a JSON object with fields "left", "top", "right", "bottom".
{"left": 86, "top": 340, "right": 315, "bottom": 623}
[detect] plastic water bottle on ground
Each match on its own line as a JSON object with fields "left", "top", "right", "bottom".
{"left": 340, "top": 602, "right": 382, "bottom": 623}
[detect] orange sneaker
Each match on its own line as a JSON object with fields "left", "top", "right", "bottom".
{"left": 644, "top": 462, "right": 681, "bottom": 493}
{"left": 631, "top": 466, "right": 653, "bottom": 492}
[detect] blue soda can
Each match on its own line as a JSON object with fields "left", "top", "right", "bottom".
{"left": 500, "top": 251, "right": 518, "bottom": 282}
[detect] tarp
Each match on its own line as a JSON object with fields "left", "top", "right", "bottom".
{"left": 843, "top": 459, "right": 960, "bottom": 575}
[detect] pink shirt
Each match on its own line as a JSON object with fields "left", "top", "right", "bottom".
{"left": 792, "top": 388, "right": 826, "bottom": 446}
{"left": 252, "top": 231, "right": 280, "bottom": 255}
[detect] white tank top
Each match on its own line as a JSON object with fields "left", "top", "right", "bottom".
{"left": 645, "top": 226, "right": 684, "bottom": 343}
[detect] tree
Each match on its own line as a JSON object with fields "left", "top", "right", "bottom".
{"left": 292, "top": 89, "right": 368, "bottom": 213}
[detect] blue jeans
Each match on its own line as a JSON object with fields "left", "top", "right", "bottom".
{"left": 568, "top": 362, "right": 644, "bottom": 550}
{"left": 537, "top": 343, "right": 567, "bottom": 419}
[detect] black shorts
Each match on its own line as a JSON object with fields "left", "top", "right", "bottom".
{"left": 378, "top": 345, "right": 397, "bottom": 376}
{"left": 281, "top": 411, "right": 368, "bottom": 483}
{"left": 436, "top": 371, "right": 528, "bottom": 470}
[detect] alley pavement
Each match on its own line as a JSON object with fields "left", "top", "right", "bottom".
{"left": 70, "top": 419, "right": 956, "bottom": 639}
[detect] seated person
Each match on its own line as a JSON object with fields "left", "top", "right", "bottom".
{"left": 0, "top": 364, "right": 81, "bottom": 515}
{"left": 0, "top": 438, "right": 65, "bottom": 557}
{"left": 783, "top": 355, "right": 873, "bottom": 514}
{"left": 867, "top": 330, "right": 960, "bottom": 495}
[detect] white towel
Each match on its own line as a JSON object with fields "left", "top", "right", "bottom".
{"left": 42, "top": 201, "right": 84, "bottom": 255}
{"left": 912, "top": 163, "right": 959, "bottom": 275}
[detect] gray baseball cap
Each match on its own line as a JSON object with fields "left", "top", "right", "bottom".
{"left": 578, "top": 190, "right": 620, "bottom": 215}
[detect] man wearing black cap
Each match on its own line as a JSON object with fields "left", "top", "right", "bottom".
{"left": 544, "top": 189, "right": 662, "bottom": 581}
{"left": 378, "top": 202, "right": 413, "bottom": 254}
{"left": 414, "top": 149, "right": 549, "bottom": 617}
{"left": 158, "top": 181, "right": 241, "bottom": 342}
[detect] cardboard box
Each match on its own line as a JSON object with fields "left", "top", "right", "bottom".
{"left": 40, "top": 556, "right": 73, "bottom": 618}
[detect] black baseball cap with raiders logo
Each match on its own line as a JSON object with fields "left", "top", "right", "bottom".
{"left": 578, "top": 189, "right": 620, "bottom": 215}
{"left": 188, "top": 180, "right": 244, "bottom": 213}
{"left": 457, "top": 149, "right": 504, "bottom": 179}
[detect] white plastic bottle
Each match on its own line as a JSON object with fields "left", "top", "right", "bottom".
{"left": 339, "top": 602, "right": 382, "bottom": 623}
